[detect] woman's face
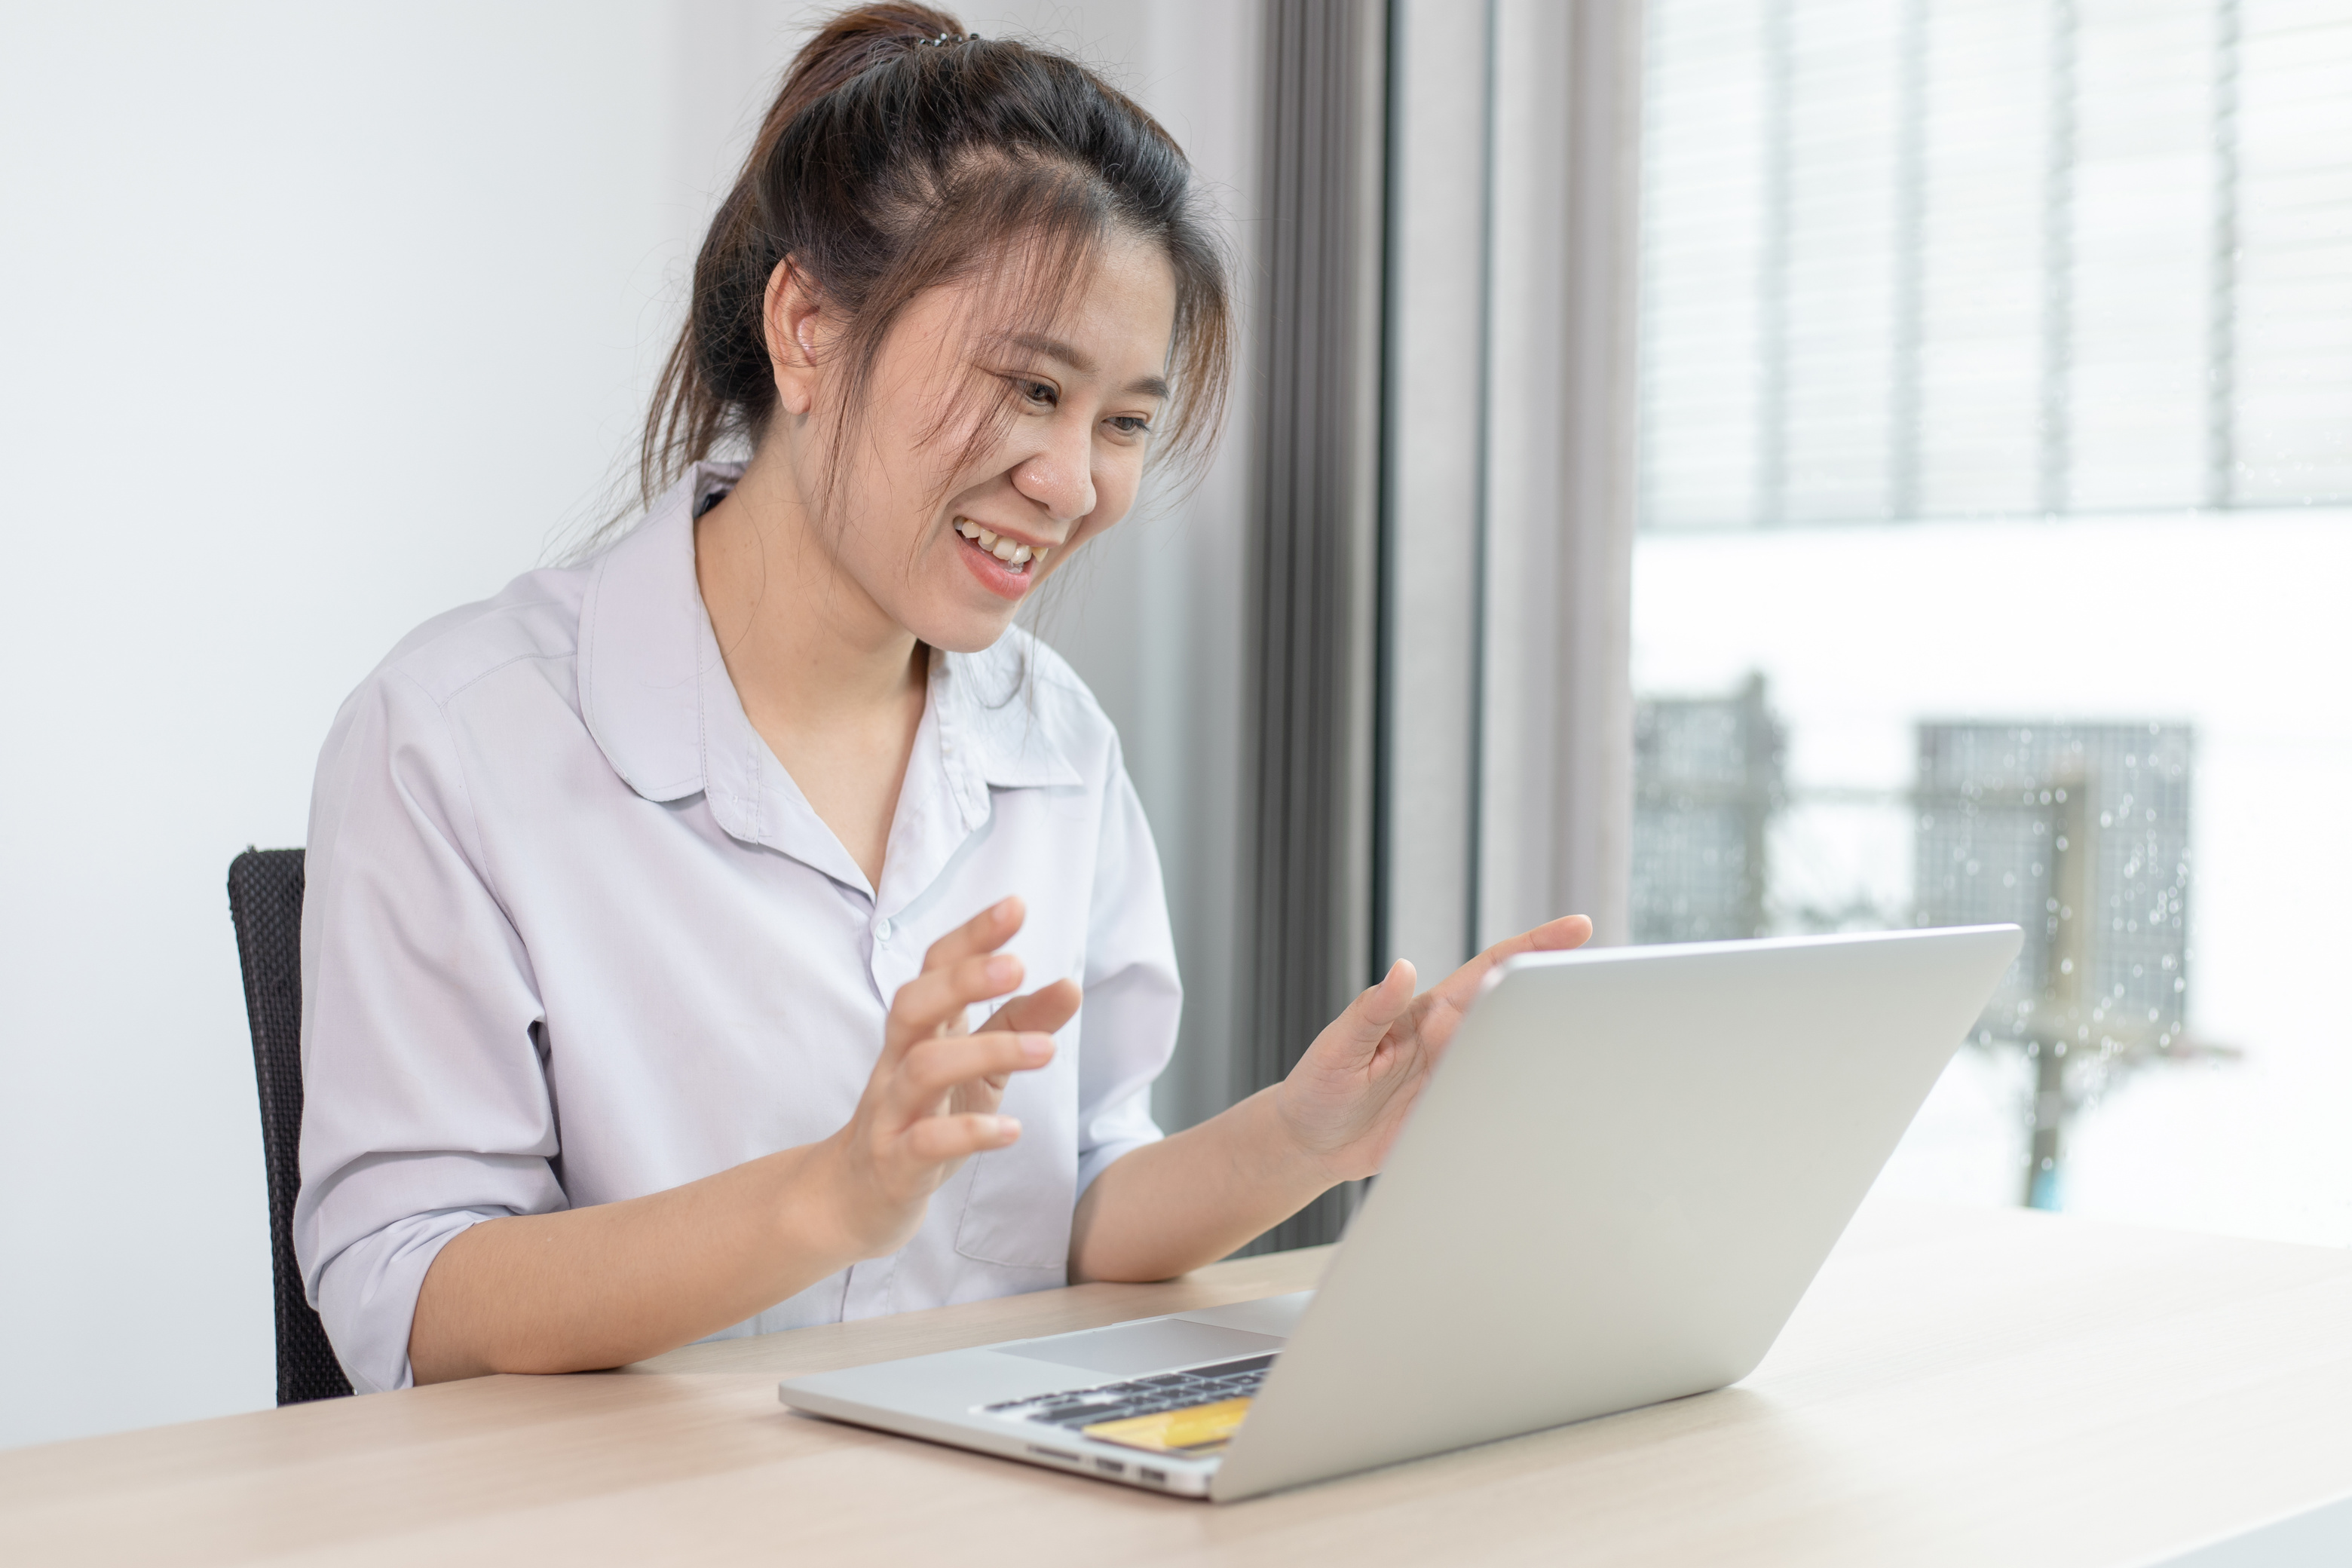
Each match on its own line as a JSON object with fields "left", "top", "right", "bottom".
{"left": 806, "top": 236, "right": 1179, "bottom": 654}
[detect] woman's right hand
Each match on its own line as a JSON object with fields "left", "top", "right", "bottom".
{"left": 410, "top": 896, "right": 1078, "bottom": 1383}
{"left": 809, "top": 896, "right": 1079, "bottom": 1261}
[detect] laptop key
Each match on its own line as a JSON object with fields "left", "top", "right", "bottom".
{"left": 985, "top": 1350, "right": 1283, "bottom": 1429}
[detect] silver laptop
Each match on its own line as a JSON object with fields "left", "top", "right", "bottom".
{"left": 780, "top": 924, "right": 2023, "bottom": 1502}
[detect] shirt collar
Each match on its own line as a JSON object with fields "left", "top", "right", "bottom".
{"left": 577, "top": 462, "right": 1080, "bottom": 891}
{"left": 577, "top": 463, "right": 732, "bottom": 806}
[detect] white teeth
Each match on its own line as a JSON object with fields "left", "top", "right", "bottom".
{"left": 953, "top": 518, "right": 1049, "bottom": 571}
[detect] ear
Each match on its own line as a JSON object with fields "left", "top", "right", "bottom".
{"left": 762, "top": 257, "right": 825, "bottom": 417}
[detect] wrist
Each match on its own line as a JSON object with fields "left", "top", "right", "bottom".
{"left": 758, "top": 1136, "right": 874, "bottom": 1274}
{"left": 1242, "top": 1086, "right": 1346, "bottom": 1199}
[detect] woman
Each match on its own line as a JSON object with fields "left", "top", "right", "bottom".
{"left": 296, "top": 2, "right": 1590, "bottom": 1395}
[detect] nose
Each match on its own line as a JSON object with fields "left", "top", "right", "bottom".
{"left": 1009, "top": 413, "right": 1096, "bottom": 525}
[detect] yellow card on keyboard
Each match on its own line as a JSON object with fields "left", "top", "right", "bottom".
{"left": 1081, "top": 1397, "right": 1253, "bottom": 1456}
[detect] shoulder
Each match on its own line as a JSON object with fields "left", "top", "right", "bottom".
{"left": 991, "top": 630, "right": 1107, "bottom": 718}
{"left": 367, "top": 563, "right": 593, "bottom": 712}
{"left": 959, "top": 629, "right": 1125, "bottom": 771}
{"left": 313, "top": 562, "right": 597, "bottom": 806}
{"left": 309, "top": 559, "right": 604, "bottom": 856}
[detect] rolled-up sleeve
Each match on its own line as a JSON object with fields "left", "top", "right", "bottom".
{"left": 294, "top": 666, "right": 562, "bottom": 1394}
{"left": 1072, "top": 740, "right": 1181, "bottom": 1196}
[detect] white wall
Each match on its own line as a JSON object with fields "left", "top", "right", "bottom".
{"left": 0, "top": 0, "right": 1257, "bottom": 1450}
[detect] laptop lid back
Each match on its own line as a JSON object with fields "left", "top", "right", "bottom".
{"left": 1211, "top": 924, "right": 2022, "bottom": 1501}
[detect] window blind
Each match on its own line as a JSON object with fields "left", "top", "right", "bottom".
{"left": 1639, "top": 0, "right": 2352, "bottom": 528}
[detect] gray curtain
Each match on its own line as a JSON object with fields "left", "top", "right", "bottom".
{"left": 1241, "top": 0, "right": 1389, "bottom": 1254}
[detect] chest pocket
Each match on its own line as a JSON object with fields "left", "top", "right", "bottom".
{"left": 953, "top": 1039, "right": 1079, "bottom": 1271}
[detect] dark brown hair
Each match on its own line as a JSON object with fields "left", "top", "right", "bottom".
{"left": 638, "top": 2, "right": 1231, "bottom": 517}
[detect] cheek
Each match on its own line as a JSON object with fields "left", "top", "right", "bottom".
{"left": 836, "top": 422, "right": 957, "bottom": 566}
{"left": 839, "top": 470, "right": 926, "bottom": 568}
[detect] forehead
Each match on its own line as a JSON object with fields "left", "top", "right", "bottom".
{"left": 1052, "top": 236, "right": 1178, "bottom": 363}
{"left": 903, "top": 234, "right": 1178, "bottom": 377}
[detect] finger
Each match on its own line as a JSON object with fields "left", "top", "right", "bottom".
{"left": 884, "top": 951, "right": 1027, "bottom": 1059}
{"left": 1527, "top": 913, "right": 1596, "bottom": 951}
{"left": 892, "top": 1031, "right": 1056, "bottom": 1107}
{"left": 978, "top": 978, "right": 1083, "bottom": 1040}
{"left": 917, "top": 896, "right": 1027, "bottom": 976}
{"left": 1428, "top": 914, "right": 1595, "bottom": 1015}
{"left": 902, "top": 1110, "right": 1023, "bottom": 1165}
{"left": 1316, "top": 959, "right": 1416, "bottom": 1060}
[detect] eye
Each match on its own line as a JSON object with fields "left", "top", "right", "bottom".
{"left": 1015, "top": 378, "right": 1058, "bottom": 408}
{"left": 1107, "top": 415, "right": 1153, "bottom": 438}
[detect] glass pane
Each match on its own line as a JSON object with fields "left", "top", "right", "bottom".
{"left": 1634, "top": 0, "right": 2352, "bottom": 1241}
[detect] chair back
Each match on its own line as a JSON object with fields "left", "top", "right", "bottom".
{"left": 227, "top": 847, "right": 353, "bottom": 1404}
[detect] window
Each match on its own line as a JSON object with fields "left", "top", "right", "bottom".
{"left": 1634, "top": 0, "right": 2352, "bottom": 1239}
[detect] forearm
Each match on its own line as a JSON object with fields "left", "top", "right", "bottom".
{"left": 403, "top": 904, "right": 1075, "bottom": 1385}
{"left": 1068, "top": 1088, "right": 1337, "bottom": 1283}
{"left": 408, "top": 1141, "right": 856, "bottom": 1383}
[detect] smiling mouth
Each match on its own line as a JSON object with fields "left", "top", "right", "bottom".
{"left": 954, "top": 517, "right": 1053, "bottom": 572}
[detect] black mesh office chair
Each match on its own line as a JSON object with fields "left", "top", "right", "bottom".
{"left": 227, "top": 847, "right": 354, "bottom": 1405}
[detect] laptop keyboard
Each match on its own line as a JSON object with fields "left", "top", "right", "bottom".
{"left": 981, "top": 1353, "right": 1276, "bottom": 1428}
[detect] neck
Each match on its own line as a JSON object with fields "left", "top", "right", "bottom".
{"left": 693, "top": 442, "right": 926, "bottom": 734}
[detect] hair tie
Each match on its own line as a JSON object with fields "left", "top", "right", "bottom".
{"left": 917, "top": 31, "right": 982, "bottom": 47}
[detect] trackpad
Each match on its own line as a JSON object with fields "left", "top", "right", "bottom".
{"left": 997, "top": 1319, "right": 1287, "bottom": 1377}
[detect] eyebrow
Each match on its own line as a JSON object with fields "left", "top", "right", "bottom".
{"left": 1008, "top": 332, "right": 1171, "bottom": 401}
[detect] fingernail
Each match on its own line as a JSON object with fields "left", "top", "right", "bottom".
{"left": 988, "top": 954, "right": 1018, "bottom": 985}
{"left": 994, "top": 1116, "right": 1021, "bottom": 1141}
{"left": 1020, "top": 1032, "right": 1055, "bottom": 1061}
{"left": 994, "top": 896, "right": 1019, "bottom": 920}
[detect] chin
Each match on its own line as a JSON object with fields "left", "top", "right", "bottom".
{"left": 896, "top": 544, "right": 1053, "bottom": 653}
{"left": 911, "top": 602, "right": 1023, "bottom": 656}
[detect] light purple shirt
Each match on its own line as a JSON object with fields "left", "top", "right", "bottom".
{"left": 294, "top": 464, "right": 1179, "bottom": 1394}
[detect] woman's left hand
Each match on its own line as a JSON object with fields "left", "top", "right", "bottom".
{"left": 1272, "top": 915, "right": 1594, "bottom": 1183}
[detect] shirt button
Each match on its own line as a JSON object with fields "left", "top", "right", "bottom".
{"left": 874, "top": 917, "right": 894, "bottom": 943}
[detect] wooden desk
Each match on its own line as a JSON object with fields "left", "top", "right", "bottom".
{"left": 5, "top": 1202, "right": 2349, "bottom": 1566}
